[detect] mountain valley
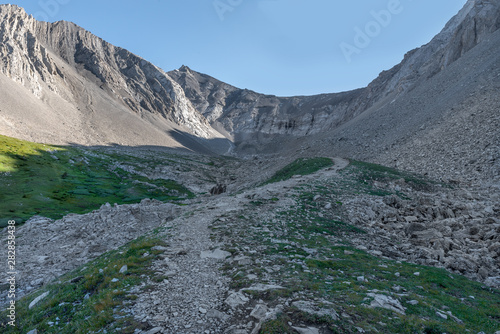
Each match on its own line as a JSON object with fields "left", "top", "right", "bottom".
{"left": 0, "top": 1, "right": 499, "bottom": 333}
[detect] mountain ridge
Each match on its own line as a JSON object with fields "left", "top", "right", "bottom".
{"left": 0, "top": 1, "right": 499, "bottom": 180}
{"left": 167, "top": 0, "right": 500, "bottom": 152}
{"left": 0, "top": 4, "right": 230, "bottom": 153}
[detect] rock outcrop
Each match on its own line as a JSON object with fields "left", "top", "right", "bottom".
{"left": 168, "top": 0, "right": 500, "bottom": 154}
{"left": 344, "top": 188, "right": 500, "bottom": 287}
{"left": 0, "top": 199, "right": 180, "bottom": 305}
{"left": 0, "top": 4, "right": 229, "bottom": 152}
{"left": 1, "top": 0, "right": 499, "bottom": 162}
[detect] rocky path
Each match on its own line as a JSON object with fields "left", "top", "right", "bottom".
{"left": 1, "top": 157, "right": 354, "bottom": 333}
{"left": 127, "top": 197, "right": 246, "bottom": 333}
{"left": 127, "top": 157, "right": 350, "bottom": 333}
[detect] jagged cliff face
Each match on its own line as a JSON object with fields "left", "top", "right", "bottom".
{"left": 168, "top": 0, "right": 500, "bottom": 150}
{"left": 0, "top": 5, "right": 225, "bottom": 149}
{"left": 380, "top": 0, "right": 500, "bottom": 94}
{"left": 167, "top": 66, "right": 368, "bottom": 139}
{"left": 0, "top": 1, "right": 499, "bottom": 155}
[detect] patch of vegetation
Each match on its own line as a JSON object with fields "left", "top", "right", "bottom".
{"left": 262, "top": 157, "right": 333, "bottom": 185}
{"left": 347, "top": 160, "right": 442, "bottom": 192}
{"left": 0, "top": 135, "right": 194, "bottom": 227}
{"left": 0, "top": 235, "right": 167, "bottom": 333}
{"left": 212, "top": 159, "right": 500, "bottom": 334}
{"left": 259, "top": 313, "right": 296, "bottom": 334}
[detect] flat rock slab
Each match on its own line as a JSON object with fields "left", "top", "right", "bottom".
{"left": 367, "top": 293, "right": 406, "bottom": 315}
{"left": 29, "top": 291, "right": 49, "bottom": 309}
{"left": 291, "top": 300, "right": 338, "bottom": 320}
{"left": 225, "top": 291, "right": 250, "bottom": 309}
{"left": 293, "top": 327, "right": 320, "bottom": 334}
{"left": 242, "top": 284, "right": 285, "bottom": 292}
{"left": 200, "top": 249, "right": 231, "bottom": 259}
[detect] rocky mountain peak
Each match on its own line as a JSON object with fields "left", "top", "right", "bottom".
{"left": 0, "top": 5, "right": 229, "bottom": 149}
{"left": 166, "top": 0, "right": 500, "bottom": 154}
{"left": 0, "top": 1, "right": 499, "bottom": 163}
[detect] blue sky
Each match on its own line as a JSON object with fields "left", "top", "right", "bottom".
{"left": 12, "top": 0, "right": 467, "bottom": 96}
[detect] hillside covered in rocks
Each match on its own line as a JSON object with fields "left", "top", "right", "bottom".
{"left": 1, "top": 148, "right": 499, "bottom": 333}
{"left": 0, "top": 0, "right": 499, "bottom": 333}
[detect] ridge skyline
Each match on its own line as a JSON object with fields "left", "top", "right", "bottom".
{"left": 2, "top": 1, "right": 466, "bottom": 96}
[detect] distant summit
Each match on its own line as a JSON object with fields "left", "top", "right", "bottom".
{"left": 0, "top": 1, "right": 499, "bottom": 181}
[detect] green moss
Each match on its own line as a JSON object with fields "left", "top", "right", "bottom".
{"left": 259, "top": 314, "right": 295, "bottom": 334}
{"left": 0, "top": 135, "right": 194, "bottom": 227}
{"left": 0, "top": 236, "right": 167, "bottom": 333}
{"left": 262, "top": 157, "right": 334, "bottom": 185}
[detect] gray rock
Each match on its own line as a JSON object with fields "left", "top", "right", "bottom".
{"left": 29, "top": 291, "right": 49, "bottom": 309}
{"left": 404, "top": 216, "right": 419, "bottom": 223}
{"left": 201, "top": 249, "right": 231, "bottom": 260}
{"left": 484, "top": 276, "right": 500, "bottom": 288}
{"left": 291, "top": 300, "right": 338, "bottom": 320}
{"left": 292, "top": 327, "right": 320, "bottom": 334}
{"left": 250, "top": 304, "right": 268, "bottom": 320}
{"left": 146, "top": 328, "right": 162, "bottom": 334}
{"left": 206, "top": 309, "right": 230, "bottom": 321}
{"left": 367, "top": 294, "right": 406, "bottom": 315}
{"left": 242, "top": 284, "right": 285, "bottom": 292}
{"left": 436, "top": 311, "right": 448, "bottom": 320}
{"left": 225, "top": 291, "right": 250, "bottom": 309}
{"left": 405, "top": 223, "right": 426, "bottom": 235}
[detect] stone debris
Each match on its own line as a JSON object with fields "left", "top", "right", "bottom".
{"left": 200, "top": 249, "right": 232, "bottom": 260}
{"left": 292, "top": 327, "right": 320, "bottom": 334}
{"left": 344, "top": 189, "right": 500, "bottom": 287}
{"left": 436, "top": 311, "right": 448, "bottom": 320}
{"left": 0, "top": 200, "right": 179, "bottom": 305}
{"left": 28, "top": 291, "right": 49, "bottom": 310}
{"left": 367, "top": 293, "right": 406, "bottom": 315}
{"left": 291, "top": 300, "right": 339, "bottom": 320}
{"left": 249, "top": 304, "right": 268, "bottom": 320}
{"left": 0, "top": 150, "right": 497, "bottom": 332}
{"left": 225, "top": 291, "right": 250, "bottom": 309}
{"left": 242, "top": 284, "right": 285, "bottom": 292}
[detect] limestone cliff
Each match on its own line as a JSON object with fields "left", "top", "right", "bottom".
{"left": 168, "top": 0, "right": 500, "bottom": 150}
{"left": 0, "top": 4, "right": 225, "bottom": 149}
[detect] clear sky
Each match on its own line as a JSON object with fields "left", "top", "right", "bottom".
{"left": 10, "top": 0, "right": 467, "bottom": 96}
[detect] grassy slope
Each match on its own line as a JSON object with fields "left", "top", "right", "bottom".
{"left": 262, "top": 157, "right": 334, "bottom": 185}
{"left": 1, "top": 152, "right": 498, "bottom": 333}
{"left": 213, "top": 159, "right": 500, "bottom": 333}
{"left": 0, "top": 135, "right": 193, "bottom": 227}
{"left": 0, "top": 228, "right": 171, "bottom": 333}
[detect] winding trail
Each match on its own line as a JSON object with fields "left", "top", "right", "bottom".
{"left": 127, "top": 157, "right": 350, "bottom": 333}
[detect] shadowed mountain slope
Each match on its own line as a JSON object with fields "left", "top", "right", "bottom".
{"left": 0, "top": 1, "right": 499, "bottom": 181}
